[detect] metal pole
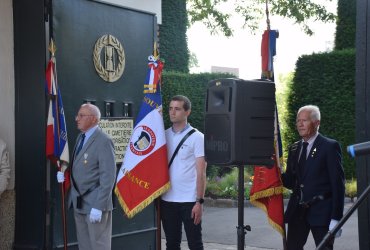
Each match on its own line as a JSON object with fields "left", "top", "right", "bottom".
{"left": 57, "top": 162, "right": 68, "bottom": 250}
{"left": 237, "top": 165, "right": 245, "bottom": 250}
{"left": 156, "top": 199, "right": 162, "bottom": 250}
{"left": 60, "top": 183, "right": 68, "bottom": 250}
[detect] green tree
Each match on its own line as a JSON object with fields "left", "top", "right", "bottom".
{"left": 160, "top": 0, "right": 336, "bottom": 73}
{"left": 189, "top": 51, "right": 199, "bottom": 69}
{"left": 187, "top": 0, "right": 336, "bottom": 36}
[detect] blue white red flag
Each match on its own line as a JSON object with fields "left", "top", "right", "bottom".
{"left": 115, "top": 54, "right": 169, "bottom": 218}
{"left": 45, "top": 55, "right": 70, "bottom": 190}
{"left": 261, "top": 29, "right": 278, "bottom": 80}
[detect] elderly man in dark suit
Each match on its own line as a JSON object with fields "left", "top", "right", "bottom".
{"left": 282, "top": 105, "right": 345, "bottom": 250}
{"left": 57, "top": 103, "right": 116, "bottom": 250}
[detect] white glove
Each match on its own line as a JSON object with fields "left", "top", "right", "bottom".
{"left": 329, "top": 219, "right": 342, "bottom": 238}
{"left": 89, "top": 208, "right": 102, "bottom": 223}
{"left": 56, "top": 171, "right": 65, "bottom": 183}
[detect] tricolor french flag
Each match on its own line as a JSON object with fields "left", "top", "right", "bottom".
{"left": 45, "top": 55, "right": 70, "bottom": 191}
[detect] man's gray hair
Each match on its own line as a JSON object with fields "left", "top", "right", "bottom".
{"left": 298, "top": 105, "right": 321, "bottom": 121}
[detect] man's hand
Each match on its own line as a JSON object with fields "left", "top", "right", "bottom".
{"left": 191, "top": 203, "right": 203, "bottom": 225}
{"left": 56, "top": 171, "right": 65, "bottom": 183}
{"left": 89, "top": 208, "right": 102, "bottom": 223}
{"left": 329, "top": 219, "right": 342, "bottom": 238}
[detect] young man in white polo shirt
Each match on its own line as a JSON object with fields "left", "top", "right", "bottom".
{"left": 161, "top": 95, "right": 207, "bottom": 250}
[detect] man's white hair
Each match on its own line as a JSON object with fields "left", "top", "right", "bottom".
{"left": 298, "top": 105, "right": 321, "bottom": 121}
{"left": 82, "top": 103, "right": 101, "bottom": 120}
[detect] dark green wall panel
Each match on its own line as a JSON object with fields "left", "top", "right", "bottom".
{"left": 51, "top": 0, "right": 157, "bottom": 248}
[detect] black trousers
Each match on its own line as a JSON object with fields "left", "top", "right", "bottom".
{"left": 160, "top": 200, "right": 203, "bottom": 250}
{"left": 287, "top": 207, "right": 334, "bottom": 250}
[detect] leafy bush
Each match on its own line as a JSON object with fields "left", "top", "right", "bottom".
{"left": 206, "top": 167, "right": 252, "bottom": 200}
{"left": 206, "top": 168, "right": 357, "bottom": 201}
{"left": 345, "top": 178, "right": 357, "bottom": 201}
{"left": 206, "top": 165, "right": 233, "bottom": 180}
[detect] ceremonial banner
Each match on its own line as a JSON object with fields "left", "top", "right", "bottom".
{"left": 45, "top": 52, "right": 70, "bottom": 191}
{"left": 115, "top": 54, "right": 169, "bottom": 218}
{"left": 250, "top": 109, "right": 285, "bottom": 237}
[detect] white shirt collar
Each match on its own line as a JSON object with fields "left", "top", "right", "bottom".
{"left": 83, "top": 125, "right": 99, "bottom": 144}
{"left": 303, "top": 132, "right": 319, "bottom": 146}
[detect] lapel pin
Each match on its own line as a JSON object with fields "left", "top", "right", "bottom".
{"left": 311, "top": 148, "right": 317, "bottom": 157}
{"left": 84, "top": 153, "right": 88, "bottom": 164}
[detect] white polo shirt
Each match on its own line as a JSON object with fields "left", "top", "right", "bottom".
{"left": 161, "top": 125, "right": 204, "bottom": 202}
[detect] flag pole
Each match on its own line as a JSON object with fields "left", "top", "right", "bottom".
{"left": 276, "top": 151, "right": 287, "bottom": 250}
{"left": 153, "top": 42, "right": 162, "bottom": 250}
{"left": 263, "top": 2, "right": 287, "bottom": 248}
{"left": 58, "top": 161, "right": 68, "bottom": 250}
{"left": 282, "top": 210, "right": 287, "bottom": 250}
{"left": 275, "top": 111, "right": 287, "bottom": 250}
{"left": 277, "top": 163, "right": 287, "bottom": 250}
{"left": 60, "top": 183, "right": 68, "bottom": 250}
{"left": 277, "top": 153, "right": 287, "bottom": 250}
{"left": 49, "top": 40, "right": 68, "bottom": 250}
{"left": 156, "top": 198, "right": 162, "bottom": 250}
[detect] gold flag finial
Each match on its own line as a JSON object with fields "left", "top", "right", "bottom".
{"left": 153, "top": 42, "right": 158, "bottom": 59}
{"left": 48, "top": 39, "right": 57, "bottom": 56}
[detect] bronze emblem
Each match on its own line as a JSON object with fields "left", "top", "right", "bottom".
{"left": 93, "top": 35, "right": 125, "bottom": 82}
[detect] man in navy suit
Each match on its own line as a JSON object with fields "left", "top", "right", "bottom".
{"left": 282, "top": 105, "right": 345, "bottom": 250}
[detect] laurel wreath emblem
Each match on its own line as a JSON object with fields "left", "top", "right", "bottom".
{"left": 93, "top": 35, "right": 125, "bottom": 83}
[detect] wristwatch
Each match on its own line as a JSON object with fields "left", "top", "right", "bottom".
{"left": 196, "top": 198, "right": 204, "bottom": 204}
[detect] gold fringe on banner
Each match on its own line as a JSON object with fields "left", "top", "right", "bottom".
{"left": 115, "top": 182, "right": 170, "bottom": 219}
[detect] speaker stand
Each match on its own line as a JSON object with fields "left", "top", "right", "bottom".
{"left": 237, "top": 165, "right": 251, "bottom": 250}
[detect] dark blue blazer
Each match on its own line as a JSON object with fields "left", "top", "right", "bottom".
{"left": 282, "top": 134, "right": 345, "bottom": 226}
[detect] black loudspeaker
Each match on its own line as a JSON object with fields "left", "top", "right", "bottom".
{"left": 204, "top": 78, "right": 276, "bottom": 166}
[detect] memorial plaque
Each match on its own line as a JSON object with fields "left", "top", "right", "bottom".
{"left": 99, "top": 118, "right": 133, "bottom": 164}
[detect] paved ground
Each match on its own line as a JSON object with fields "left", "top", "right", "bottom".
{"left": 161, "top": 200, "right": 358, "bottom": 250}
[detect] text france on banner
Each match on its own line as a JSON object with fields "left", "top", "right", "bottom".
{"left": 250, "top": 108, "right": 285, "bottom": 237}
{"left": 45, "top": 55, "right": 70, "bottom": 191}
{"left": 115, "top": 55, "right": 169, "bottom": 218}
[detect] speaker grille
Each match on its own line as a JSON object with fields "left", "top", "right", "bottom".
{"left": 206, "top": 86, "right": 232, "bottom": 113}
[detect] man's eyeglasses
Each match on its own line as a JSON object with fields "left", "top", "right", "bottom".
{"left": 75, "top": 114, "right": 94, "bottom": 119}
